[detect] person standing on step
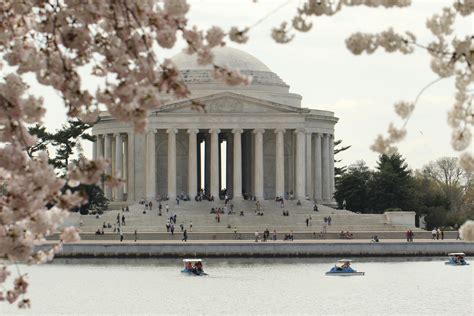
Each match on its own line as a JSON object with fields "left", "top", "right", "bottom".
{"left": 328, "top": 216, "right": 332, "bottom": 226}
{"left": 182, "top": 229, "right": 188, "bottom": 242}
{"left": 120, "top": 230, "right": 124, "bottom": 242}
{"left": 171, "top": 223, "right": 175, "bottom": 235}
{"left": 305, "top": 217, "right": 309, "bottom": 227}
{"left": 166, "top": 203, "right": 169, "bottom": 213}
{"left": 134, "top": 229, "right": 137, "bottom": 242}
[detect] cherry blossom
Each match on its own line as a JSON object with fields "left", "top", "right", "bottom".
{"left": 0, "top": 0, "right": 473, "bottom": 309}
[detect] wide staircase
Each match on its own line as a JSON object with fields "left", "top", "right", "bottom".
{"left": 62, "top": 199, "right": 419, "bottom": 238}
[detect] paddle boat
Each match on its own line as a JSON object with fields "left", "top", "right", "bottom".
{"left": 181, "top": 259, "right": 208, "bottom": 276}
{"left": 445, "top": 253, "right": 469, "bottom": 266}
{"left": 325, "top": 259, "right": 365, "bottom": 276}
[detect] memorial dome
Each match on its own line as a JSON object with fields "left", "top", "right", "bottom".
{"left": 170, "top": 46, "right": 302, "bottom": 107}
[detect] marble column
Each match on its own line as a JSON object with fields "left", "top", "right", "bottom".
{"left": 97, "top": 135, "right": 104, "bottom": 159}
{"left": 97, "top": 135, "right": 104, "bottom": 192}
{"left": 295, "top": 129, "right": 306, "bottom": 199}
{"left": 187, "top": 129, "right": 199, "bottom": 198}
{"left": 209, "top": 129, "right": 220, "bottom": 199}
{"left": 145, "top": 130, "right": 156, "bottom": 200}
{"left": 127, "top": 132, "right": 135, "bottom": 202}
{"left": 93, "top": 136, "right": 98, "bottom": 160}
{"left": 275, "top": 128, "right": 285, "bottom": 198}
{"left": 104, "top": 134, "right": 112, "bottom": 199}
{"left": 321, "top": 134, "right": 330, "bottom": 201}
{"left": 305, "top": 131, "right": 313, "bottom": 200}
{"left": 329, "top": 134, "right": 335, "bottom": 199}
{"left": 253, "top": 128, "right": 265, "bottom": 199}
{"left": 313, "top": 134, "right": 322, "bottom": 202}
{"left": 167, "top": 128, "right": 178, "bottom": 199}
{"left": 232, "top": 129, "right": 243, "bottom": 199}
{"left": 114, "top": 133, "right": 124, "bottom": 201}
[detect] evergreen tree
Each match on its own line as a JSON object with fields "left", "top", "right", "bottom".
{"left": 334, "top": 161, "right": 372, "bottom": 212}
{"left": 368, "top": 153, "right": 415, "bottom": 213}
{"left": 28, "top": 121, "right": 108, "bottom": 213}
{"left": 334, "top": 139, "right": 351, "bottom": 180}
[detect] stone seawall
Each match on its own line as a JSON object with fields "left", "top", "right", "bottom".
{"left": 36, "top": 241, "right": 474, "bottom": 257}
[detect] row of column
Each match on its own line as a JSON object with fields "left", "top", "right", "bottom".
{"left": 95, "top": 133, "right": 133, "bottom": 202}
{"left": 94, "top": 128, "right": 334, "bottom": 203}
{"left": 143, "top": 128, "right": 334, "bottom": 202}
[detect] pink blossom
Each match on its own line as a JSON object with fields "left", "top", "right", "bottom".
{"left": 60, "top": 227, "right": 80, "bottom": 243}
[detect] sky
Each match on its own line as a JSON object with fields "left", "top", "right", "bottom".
{"left": 27, "top": 0, "right": 473, "bottom": 171}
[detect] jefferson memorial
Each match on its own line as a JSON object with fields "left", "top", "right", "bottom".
{"left": 92, "top": 47, "right": 338, "bottom": 205}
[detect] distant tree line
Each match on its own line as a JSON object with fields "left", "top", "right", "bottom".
{"left": 334, "top": 154, "right": 473, "bottom": 230}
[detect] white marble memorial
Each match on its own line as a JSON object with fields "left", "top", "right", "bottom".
{"left": 92, "top": 47, "right": 338, "bottom": 204}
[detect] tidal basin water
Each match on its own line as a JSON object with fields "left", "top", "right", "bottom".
{"left": 2, "top": 258, "right": 473, "bottom": 315}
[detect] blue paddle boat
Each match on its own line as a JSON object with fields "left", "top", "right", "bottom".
{"left": 181, "top": 259, "right": 208, "bottom": 276}
{"left": 445, "top": 253, "right": 469, "bottom": 266}
{"left": 325, "top": 259, "right": 365, "bottom": 276}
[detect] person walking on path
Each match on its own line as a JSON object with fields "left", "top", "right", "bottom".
{"left": 120, "top": 230, "right": 124, "bottom": 242}
{"left": 166, "top": 203, "right": 169, "bottom": 213}
{"left": 255, "top": 231, "right": 259, "bottom": 242}
{"left": 134, "top": 229, "right": 137, "bottom": 242}
{"left": 122, "top": 215, "right": 125, "bottom": 226}
{"left": 189, "top": 221, "right": 193, "bottom": 232}
{"left": 272, "top": 229, "right": 277, "bottom": 241}
{"left": 182, "top": 229, "right": 188, "bottom": 242}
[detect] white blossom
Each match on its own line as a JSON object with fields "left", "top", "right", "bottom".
{"left": 459, "top": 220, "right": 474, "bottom": 241}
{"left": 228, "top": 27, "right": 249, "bottom": 44}
{"left": 394, "top": 101, "right": 414, "bottom": 119}
{"left": 451, "top": 128, "right": 471, "bottom": 151}
{"left": 205, "top": 26, "right": 225, "bottom": 48}
{"left": 213, "top": 65, "right": 252, "bottom": 86}
{"left": 271, "top": 22, "right": 294, "bottom": 44}
{"left": 60, "top": 227, "right": 80, "bottom": 243}
{"left": 458, "top": 152, "right": 474, "bottom": 172}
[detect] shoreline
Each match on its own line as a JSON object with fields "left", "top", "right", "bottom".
{"left": 36, "top": 240, "right": 474, "bottom": 258}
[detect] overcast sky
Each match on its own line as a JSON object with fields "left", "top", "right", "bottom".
{"left": 34, "top": 0, "right": 472, "bottom": 171}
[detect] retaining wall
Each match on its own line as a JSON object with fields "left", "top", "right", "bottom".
{"left": 35, "top": 241, "right": 474, "bottom": 257}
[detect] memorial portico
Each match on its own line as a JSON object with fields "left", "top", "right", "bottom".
{"left": 92, "top": 47, "right": 338, "bottom": 205}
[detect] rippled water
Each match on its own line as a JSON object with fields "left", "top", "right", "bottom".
{"left": 2, "top": 258, "right": 473, "bottom": 315}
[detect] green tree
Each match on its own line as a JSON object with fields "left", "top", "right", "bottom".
{"left": 49, "top": 120, "right": 95, "bottom": 176}
{"left": 334, "top": 139, "right": 351, "bottom": 181}
{"left": 368, "top": 153, "right": 415, "bottom": 213}
{"left": 334, "top": 160, "right": 372, "bottom": 212}
{"left": 28, "top": 120, "right": 108, "bottom": 213}
{"left": 26, "top": 125, "right": 53, "bottom": 158}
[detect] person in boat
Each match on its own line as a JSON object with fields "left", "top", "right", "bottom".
{"left": 195, "top": 261, "right": 203, "bottom": 273}
{"left": 332, "top": 261, "right": 355, "bottom": 273}
{"left": 453, "top": 255, "right": 465, "bottom": 264}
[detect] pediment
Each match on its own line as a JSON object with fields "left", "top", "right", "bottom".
{"left": 157, "top": 92, "right": 306, "bottom": 114}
